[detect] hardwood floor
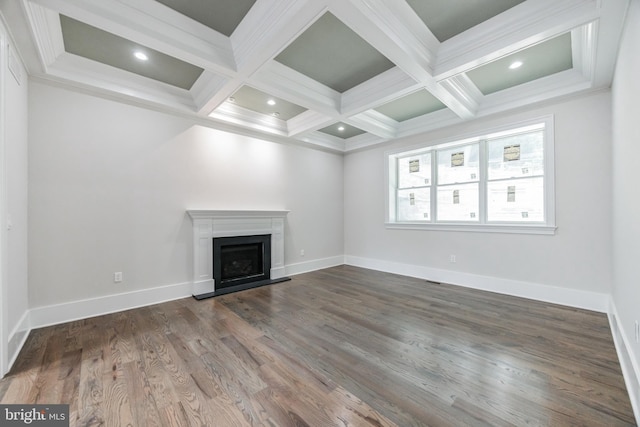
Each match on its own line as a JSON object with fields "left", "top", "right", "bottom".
{"left": 0, "top": 266, "right": 635, "bottom": 426}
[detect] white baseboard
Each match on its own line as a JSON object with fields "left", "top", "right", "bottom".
{"left": 608, "top": 299, "right": 640, "bottom": 425}
{"left": 22, "top": 256, "right": 345, "bottom": 336}
{"left": 7, "top": 311, "right": 30, "bottom": 372}
{"left": 29, "top": 281, "right": 194, "bottom": 330}
{"left": 344, "top": 255, "right": 610, "bottom": 313}
{"left": 285, "top": 255, "right": 345, "bottom": 277}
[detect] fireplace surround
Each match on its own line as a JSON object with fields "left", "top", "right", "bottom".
{"left": 187, "top": 210, "right": 290, "bottom": 299}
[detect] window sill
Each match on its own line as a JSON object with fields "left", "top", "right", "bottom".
{"left": 385, "top": 222, "right": 557, "bottom": 235}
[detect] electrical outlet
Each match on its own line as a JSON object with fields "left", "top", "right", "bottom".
{"left": 114, "top": 272, "right": 123, "bottom": 283}
{"left": 449, "top": 254, "right": 457, "bottom": 263}
{"left": 300, "top": 249, "right": 305, "bottom": 257}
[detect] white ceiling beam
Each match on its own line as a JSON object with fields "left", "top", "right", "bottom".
{"left": 571, "top": 22, "right": 597, "bottom": 82}
{"left": 231, "top": 0, "right": 327, "bottom": 71}
{"left": 29, "top": 0, "right": 237, "bottom": 75}
{"left": 330, "top": 0, "right": 438, "bottom": 77}
{"left": 190, "top": 72, "right": 230, "bottom": 114}
{"left": 287, "top": 111, "right": 336, "bottom": 138}
{"left": 329, "top": 0, "right": 477, "bottom": 119}
{"left": 437, "top": 74, "right": 483, "bottom": 118}
{"left": 344, "top": 110, "right": 397, "bottom": 139}
{"left": 477, "top": 69, "right": 591, "bottom": 117}
{"left": 435, "top": 0, "right": 600, "bottom": 80}
{"left": 395, "top": 109, "right": 463, "bottom": 140}
{"left": 48, "top": 52, "right": 198, "bottom": 112}
{"left": 249, "top": 61, "right": 341, "bottom": 117}
{"left": 341, "top": 67, "right": 422, "bottom": 117}
{"left": 194, "top": 0, "right": 328, "bottom": 115}
{"left": 198, "top": 79, "right": 248, "bottom": 117}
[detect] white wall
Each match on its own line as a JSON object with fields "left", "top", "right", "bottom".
{"left": 0, "top": 14, "right": 29, "bottom": 375}
{"left": 612, "top": 0, "right": 640, "bottom": 416}
{"left": 28, "top": 82, "right": 343, "bottom": 316}
{"left": 345, "top": 91, "right": 612, "bottom": 308}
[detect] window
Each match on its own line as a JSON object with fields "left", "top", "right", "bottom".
{"left": 386, "top": 117, "right": 555, "bottom": 234}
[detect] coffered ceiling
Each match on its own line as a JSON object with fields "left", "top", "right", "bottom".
{"left": 6, "top": 0, "right": 628, "bottom": 152}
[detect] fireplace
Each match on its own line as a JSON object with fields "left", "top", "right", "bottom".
{"left": 187, "top": 210, "right": 290, "bottom": 299}
{"left": 213, "top": 234, "right": 271, "bottom": 289}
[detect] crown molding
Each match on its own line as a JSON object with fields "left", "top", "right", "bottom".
{"left": 295, "top": 131, "right": 347, "bottom": 152}
{"left": 343, "top": 132, "right": 387, "bottom": 152}
{"left": 209, "top": 102, "right": 288, "bottom": 136}
{"left": 435, "top": 0, "right": 600, "bottom": 79}
{"left": 22, "top": 1, "right": 64, "bottom": 70}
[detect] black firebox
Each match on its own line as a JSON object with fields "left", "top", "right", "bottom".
{"left": 214, "top": 234, "right": 271, "bottom": 289}
{"left": 193, "top": 234, "right": 290, "bottom": 300}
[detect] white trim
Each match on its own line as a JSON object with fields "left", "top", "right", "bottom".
{"left": 0, "top": 13, "right": 8, "bottom": 378}
{"left": 209, "top": 102, "right": 289, "bottom": 136}
{"left": 345, "top": 110, "right": 397, "bottom": 139}
{"left": 29, "top": 0, "right": 236, "bottom": 74}
{"left": 435, "top": 0, "right": 599, "bottom": 79}
{"left": 345, "top": 255, "right": 609, "bottom": 313}
{"left": 29, "top": 281, "right": 193, "bottom": 330}
{"left": 286, "top": 255, "right": 345, "bottom": 277}
{"left": 287, "top": 110, "right": 336, "bottom": 138}
{"left": 186, "top": 210, "right": 290, "bottom": 220}
{"left": 608, "top": 299, "right": 640, "bottom": 425}
{"left": 7, "top": 311, "right": 29, "bottom": 371}
{"left": 385, "top": 222, "right": 557, "bottom": 235}
{"left": 341, "top": 67, "right": 422, "bottom": 116}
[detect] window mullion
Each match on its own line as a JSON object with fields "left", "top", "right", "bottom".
{"left": 479, "top": 139, "right": 487, "bottom": 224}
{"left": 431, "top": 150, "right": 437, "bottom": 222}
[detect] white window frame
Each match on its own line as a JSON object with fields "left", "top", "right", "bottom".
{"left": 385, "top": 116, "right": 556, "bottom": 235}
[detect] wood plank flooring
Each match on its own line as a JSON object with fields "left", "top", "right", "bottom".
{"left": 0, "top": 265, "right": 635, "bottom": 426}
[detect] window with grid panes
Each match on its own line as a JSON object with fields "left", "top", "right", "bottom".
{"left": 386, "top": 117, "right": 555, "bottom": 234}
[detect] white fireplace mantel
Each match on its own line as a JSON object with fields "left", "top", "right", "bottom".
{"left": 187, "top": 210, "right": 289, "bottom": 296}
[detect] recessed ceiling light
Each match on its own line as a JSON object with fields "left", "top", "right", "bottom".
{"left": 267, "top": 99, "right": 276, "bottom": 106}
{"left": 134, "top": 51, "right": 149, "bottom": 61}
{"left": 338, "top": 126, "right": 345, "bottom": 132}
{"left": 509, "top": 60, "right": 523, "bottom": 70}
